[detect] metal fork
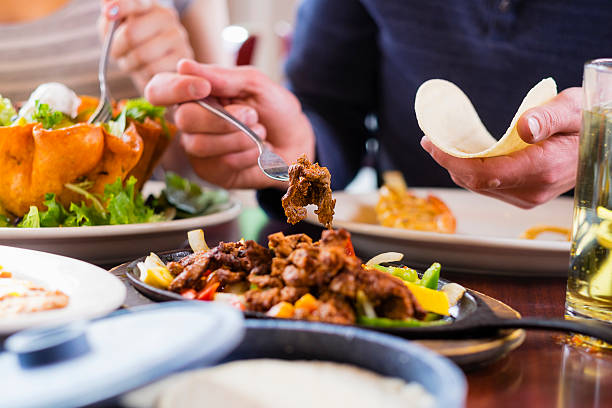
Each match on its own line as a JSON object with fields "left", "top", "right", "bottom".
{"left": 88, "top": 20, "right": 118, "bottom": 124}
{"left": 195, "top": 97, "right": 290, "bottom": 181}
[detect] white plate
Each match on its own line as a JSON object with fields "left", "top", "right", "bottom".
{"left": 0, "top": 182, "right": 241, "bottom": 264}
{"left": 0, "top": 245, "right": 125, "bottom": 335}
{"left": 306, "top": 188, "right": 573, "bottom": 276}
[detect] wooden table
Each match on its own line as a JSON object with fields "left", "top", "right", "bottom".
{"left": 174, "top": 217, "right": 612, "bottom": 408}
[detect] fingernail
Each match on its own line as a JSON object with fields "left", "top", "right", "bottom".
{"left": 487, "top": 179, "right": 501, "bottom": 188}
{"left": 528, "top": 117, "right": 541, "bottom": 141}
{"left": 188, "top": 81, "right": 209, "bottom": 98}
{"left": 241, "top": 107, "right": 257, "bottom": 124}
{"left": 137, "top": 0, "right": 152, "bottom": 8}
{"left": 420, "top": 136, "right": 432, "bottom": 152}
{"left": 105, "top": 2, "right": 119, "bottom": 19}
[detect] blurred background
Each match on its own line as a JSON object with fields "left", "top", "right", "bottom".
{"left": 225, "top": 0, "right": 300, "bottom": 82}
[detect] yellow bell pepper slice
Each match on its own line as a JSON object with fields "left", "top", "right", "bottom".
{"left": 142, "top": 267, "right": 174, "bottom": 290}
{"left": 405, "top": 282, "right": 450, "bottom": 316}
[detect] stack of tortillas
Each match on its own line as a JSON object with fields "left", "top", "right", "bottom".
{"left": 415, "top": 78, "right": 557, "bottom": 158}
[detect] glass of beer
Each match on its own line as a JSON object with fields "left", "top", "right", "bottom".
{"left": 566, "top": 59, "right": 612, "bottom": 331}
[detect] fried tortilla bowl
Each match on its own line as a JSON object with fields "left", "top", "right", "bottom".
{"left": 0, "top": 97, "right": 173, "bottom": 218}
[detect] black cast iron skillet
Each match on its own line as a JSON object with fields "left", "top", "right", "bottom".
{"left": 125, "top": 250, "right": 612, "bottom": 343}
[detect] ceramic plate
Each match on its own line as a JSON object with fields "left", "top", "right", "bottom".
{"left": 305, "top": 188, "right": 573, "bottom": 276}
{"left": 0, "top": 183, "right": 241, "bottom": 264}
{"left": 0, "top": 246, "right": 125, "bottom": 335}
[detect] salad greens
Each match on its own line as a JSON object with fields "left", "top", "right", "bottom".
{"left": 31, "top": 101, "right": 74, "bottom": 129}
{"left": 123, "top": 98, "right": 169, "bottom": 137}
{"left": 8, "top": 173, "right": 229, "bottom": 228}
{"left": 0, "top": 95, "right": 16, "bottom": 126}
{"left": 148, "top": 172, "right": 230, "bottom": 218}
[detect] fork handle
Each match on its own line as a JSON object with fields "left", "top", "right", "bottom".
{"left": 478, "top": 317, "right": 612, "bottom": 344}
{"left": 195, "top": 98, "right": 264, "bottom": 153}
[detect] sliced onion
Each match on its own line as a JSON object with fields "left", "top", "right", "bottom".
{"left": 188, "top": 229, "right": 210, "bottom": 253}
{"left": 356, "top": 290, "right": 377, "bottom": 318}
{"left": 365, "top": 252, "right": 404, "bottom": 267}
{"left": 442, "top": 283, "right": 466, "bottom": 307}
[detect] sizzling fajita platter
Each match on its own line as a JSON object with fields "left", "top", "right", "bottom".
{"left": 113, "top": 226, "right": 526, "bottom": 367}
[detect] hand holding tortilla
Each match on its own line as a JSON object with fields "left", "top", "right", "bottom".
{"left": 418, "top": 81, "right": 582, "bottom": 208}
{"left": 415, "top": 78, "right": 558, "bottom": 157}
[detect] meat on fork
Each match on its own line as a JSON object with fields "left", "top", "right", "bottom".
{"left": 281, "top": 154, "right": 336, "bottom": 229}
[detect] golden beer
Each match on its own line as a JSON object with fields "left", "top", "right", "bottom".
{"left": 566, "top": 58, "right": 612, "bottom": 329}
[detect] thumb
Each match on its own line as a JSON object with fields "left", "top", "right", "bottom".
{"left": 177, "top": 59, "right": 260, "bottom": 98}
{"left": 517, "top": 87, "right": 582, "bottom": 143}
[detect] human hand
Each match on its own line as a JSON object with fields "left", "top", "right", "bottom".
{"left": 99, "top": 0, "right": 194, "bottom": 91}
{"left": 145, "top": 59, "right": 316, "bottom": 189}
{"left": 421, "top": 88, "right": 582, "bottom": 208}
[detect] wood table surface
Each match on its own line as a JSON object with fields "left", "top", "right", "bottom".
{"left": 203, "top": 216, "right": 612, "bottom": 408}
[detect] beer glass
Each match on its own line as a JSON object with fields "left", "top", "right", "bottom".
{"left": 566, "top": 59, "right": 612, "bottom": 327}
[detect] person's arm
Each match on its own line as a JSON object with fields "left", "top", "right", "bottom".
{"left": 285, "top": 0, "right": 379, "bottom": 190}
{"left": 180, "top": 0, "right": 231, "bottom": 66}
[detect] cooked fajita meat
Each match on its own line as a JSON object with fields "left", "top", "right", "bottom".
{"left": 162, "top": 228, "right": 426, "bottom": 325}
{"left": 167, "top": 240, "right": 273, "bottom": 292}
{"left": 281, "top": 155, "right": 336, "bottom": 229}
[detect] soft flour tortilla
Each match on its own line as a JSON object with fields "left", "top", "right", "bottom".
{"left": 415, "top": 78, "right": 557, "bottom": 158}
{"left": 153, "top": 359, "right": 435, "bottom": 408}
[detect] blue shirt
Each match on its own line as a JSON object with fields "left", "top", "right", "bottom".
{"left": 259, "top": 0, "right": 612, "bottom": 214}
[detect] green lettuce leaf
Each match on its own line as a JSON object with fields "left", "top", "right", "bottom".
{"left": 122, "top": 97, "right": 169, "bottom": 137}
{"left": 123, "top": 98, "right": 165, "bottom": 122}
{"left": 18, "top": 206, "right": 41, "bottom": 228}
{"left": 39, "top": 194, "right": 68, "bottom": 227}
{"left": 160, "top": 172, "right": 230, "bottom": 218}
{"left": 104, "top": 109, "right": 127, "bottom": 137}
{"left": 64, "top": 202, "right": 106, "bottom": 227}
{"left": 31, "top": 101, "right": 74, "bottom": 129}
{"left": 105, "top": 176, "right": 161, "bottom": 225}
{"left": 0, "top": 95, "right": 16, "bottom": 126}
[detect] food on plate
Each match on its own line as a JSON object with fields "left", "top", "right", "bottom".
{"left": 0, "top": 84, "right": 231, "bottom": 229}
{"left": 137, "top": 228, "right": 460, "bottom": 327}
{"left": 375, "top": 171, "right": 456, "bottom": 233}
{"left": 415, "top": 77, "right": 557, "bottom": 158}
{"left": 154, "top": 359, "right": 435, "bottom": 408}
{"left": 282, "top": 154, "right": 335, "bottom": 229}
{"left": 520, "top": 225, "right": 571, "bottom": 241}
{"left": 0, "top": 83, "right": 173, "bottom": 219}
{"left": 0, "top": 268, "right": 69, "bottom": 316}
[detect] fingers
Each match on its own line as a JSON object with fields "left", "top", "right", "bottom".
{"left": 177, "top": 59, "right": 263, "bottom": 98}
{"left": 110, "top": 7, "right": 178, "bottom": 59}
{"left": 517, "top": 87, "right": 582, "bottom": 143}
{"left": 117, "top": 28, "right": 189, "bottom": 73}
{"left": 103, "top": 0, "right": 156, "bottom": 20}
{"left": 420, "top": 135, "right": 578, "bottom": 207}
{"left": 175, "top": 103, "right": 258, "bottom": 134}
{"left": 145, "top": 72, "right": 211, "bottom": 105}
{"left": 181, "top": 124, "right": 266, "bottom": 157}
